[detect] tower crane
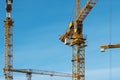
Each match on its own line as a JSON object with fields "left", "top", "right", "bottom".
{"left": 3, "top": 1, "right": 71, "bottom": 80}
{"left": 100, "top": 44, "right": 120, "bottom": 52}
{"left": 8, "top": 69, "right": 72, "bottom": 80}
{"left": 4, "top": 0, "right": 14, "bottom": 80}
{"left": 59, "top": 0, "right": 98, "bottom": 80}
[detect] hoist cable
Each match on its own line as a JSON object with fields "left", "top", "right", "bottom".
{"left": 109, "top": 50, "right": 112, "bottom": 80}
{"left": 109, "top": 0, "right": 113, "bottom": 80}
{"left": 109, "top": 0, "right": 113, "bottom": 45}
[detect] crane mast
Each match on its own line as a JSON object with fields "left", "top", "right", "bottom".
{"left": 59, "top": 0, "right": 97, "bottom": 80}
{"left": 3, "top": 0, "right": 13, "bottom": 80}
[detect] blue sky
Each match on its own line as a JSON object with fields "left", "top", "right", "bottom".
{"left": 0, "top": 0, "right": 120, "bottom": 80}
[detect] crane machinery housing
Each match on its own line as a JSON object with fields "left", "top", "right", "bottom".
{"left": 59, "top": 0, "right": 98, "bottom": 80}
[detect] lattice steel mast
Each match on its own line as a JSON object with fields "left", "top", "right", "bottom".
{"left": 72, "top": 0, "right": 85, "bottom": 80}
{"left": 3, "top": 0, "right": 13, "bottom": 80}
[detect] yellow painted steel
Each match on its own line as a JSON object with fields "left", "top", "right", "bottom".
{"left": 69, "top": 22, "right": 74, "bottom": 28}
{"left": 4, "top": 0, "right": 13, "bottom": 80}
{"left": 100, "top": 44, "right": 120, "bottom": 52}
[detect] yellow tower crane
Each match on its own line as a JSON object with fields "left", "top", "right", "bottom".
{"left": 8, "top": 69, "right": 72, "bottom": 80}
{"left": 3, "top": 0, "right": 14, "bottom": 80}
{"left": 59, "top": 0, "right": 98, "bottom": 80}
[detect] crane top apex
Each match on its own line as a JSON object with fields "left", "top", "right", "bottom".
{"left": 6, "top": 0, "right": 13, "bottom": 3}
